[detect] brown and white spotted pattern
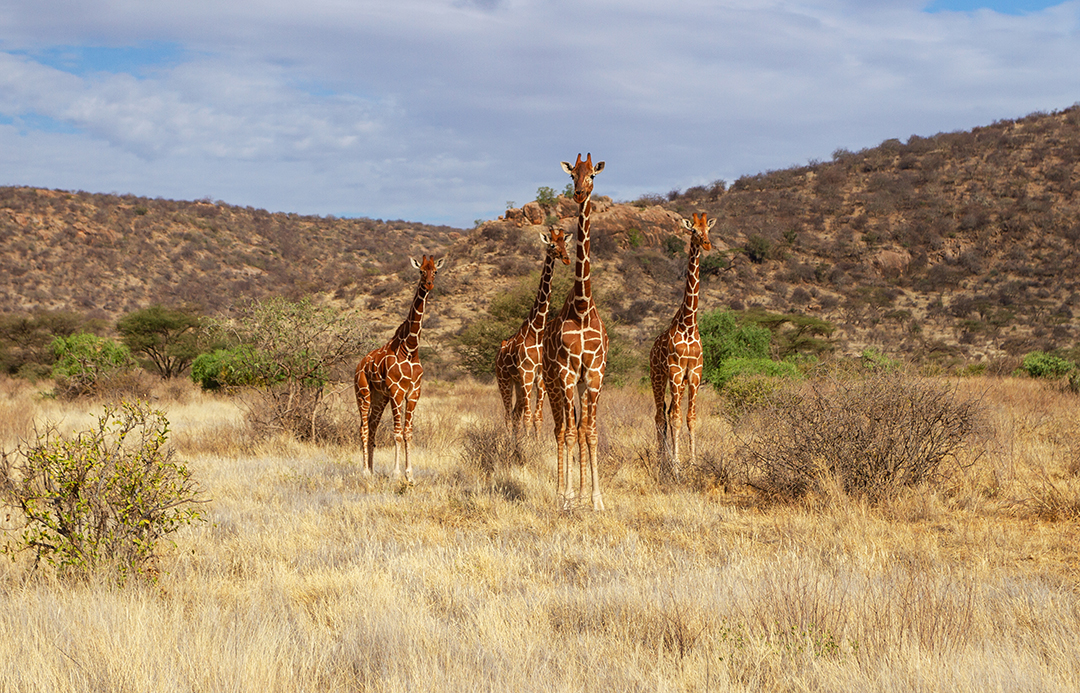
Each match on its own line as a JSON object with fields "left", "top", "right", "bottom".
{"left": 496, "top": 228, "right": 571, "bottom": 434}
{"left": 542, "top": 153, "right": 609, "bottom": 511}
{"left": 649, "top": 212, "right": 715, "bottom": 471}
{"left": 354, "top": 254, "right": 445, "bottom": 482}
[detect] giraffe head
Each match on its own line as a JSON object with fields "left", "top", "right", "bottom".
{"left": 681, "top": 212, "right": 716, "bottom": 252}
{"left": 560, "top": 153, "right": 605, "bottom": 204}
{"left": 539, "top": 228, "right": 571, "bottom": 265}
{"left": 410, "top": 254, "right": 446, "bottom": 292}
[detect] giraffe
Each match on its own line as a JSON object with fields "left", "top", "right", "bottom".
{"left": 542, "top": 153, "right": 609, "bottom": 510}
{"left": 354, "top": 254, "right": 445, "bottom": 482}
{"left": 649, "top": 212, "right": 715, "bottom": 472}
{"left": 495, "top": 227, "right": 572, "bottom": 434}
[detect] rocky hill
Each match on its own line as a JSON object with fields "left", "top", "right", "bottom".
{"left": 2, "top": 105, "right": 1079, "bottom": 377}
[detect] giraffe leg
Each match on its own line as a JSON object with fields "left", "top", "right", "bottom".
{"left": 388, "top": 390, "right": 406, "bottom": 479}
{"left": 519, "top": 370, "right": 536, "bottom": 438}
{"left": 576, "top": 379, "right": 589, "bottom": 502}
{"left": 650, "top": 357, "right": 669, "bottom": 462}
{"left": 532, "top": 374, "right": 546, "bottom": 435}
{"left": 366, "top": 393, "right": 389, "bottom": 475}
{"left": 496, "top": 365, "right": 516, "bottom": 429}
{"left": 402, "top": 382, "right": 421, "bottom": 484}
{"left": 687, "top": 367, "right": 702, "bottom": 466}
{"left": 566, "top": 392, "right": 582, "bottom": 507}
{"left": 511, "top": 380, "right": 527, "bottom": 435}
{"left": 355, "top": 372, "right": 373, "bottom": 475}
{"left": 667, "top": 368, "right": 686, "bottom": 476}
{"left": 548, "top": 382, "right": 572, "bottom": 509}
{"left": 583, "top": 376, "right": 605, "bottom": 511}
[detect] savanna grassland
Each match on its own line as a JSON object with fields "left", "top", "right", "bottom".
{"left": 1, "top": 372, "right": 1079, "bottom": 692}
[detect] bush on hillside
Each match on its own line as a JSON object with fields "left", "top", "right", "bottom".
{"left": 190, "top": 345, "right": 275, "bottom": 391}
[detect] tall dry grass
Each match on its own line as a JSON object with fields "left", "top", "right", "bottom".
{"left": 1, "top": 374, "right": 1079, "bottom": 692}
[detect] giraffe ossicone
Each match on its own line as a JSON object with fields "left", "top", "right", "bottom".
{"left": 649, "top": 212, "right": 715, "bottom": 474}
{"left": 543, "top": 153, "right": 609, "bottom": 511}
{"left": 354, "top": 254, "right": 445, "bottom": 483}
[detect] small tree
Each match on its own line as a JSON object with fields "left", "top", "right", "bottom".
{"left": 204, "top": 298, "right": 372, "bottom": 441}
{"left": 0, "top": 310, "right": 91, "bottom": 379}
{"left": 117, "top": 304, "right": 202, "bottom": 379}
{"left": 0, "top": 401, "right": 203, "bottom": 582}
{"left": 50, "top": 333, "right": 134, "bottom": 398}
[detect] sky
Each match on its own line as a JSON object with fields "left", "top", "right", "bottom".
{"left": 1, "top": 1, "right": 1079, "bottom": 228}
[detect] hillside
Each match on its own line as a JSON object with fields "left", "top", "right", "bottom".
{"left": 3, "top": 105, "right": 1080, "bottom": 376}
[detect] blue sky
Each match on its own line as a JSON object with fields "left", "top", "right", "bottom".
{"left": 2, "top": 1, "right": 1079, "bottom": 227}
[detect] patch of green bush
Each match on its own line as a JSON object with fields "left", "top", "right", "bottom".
{"left": 709, "top": 357, "right": 802, "bottom": 390}
{"left": 190, "top": 345, "right": 276, "bottom": 390}
{"left": 1020, "top": 351, "right": 1075, "bottom": 379}
{"left": 0, "top": 401, "right": 203, "bottom": 582}
{"left": 50, "top": 333, "right": 134, "bottom": 398}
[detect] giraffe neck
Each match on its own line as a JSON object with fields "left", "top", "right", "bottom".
{"left": 676, "top": 242, "right": 702, "bottom": 329}
{"left": 569, "top": 195, "right": 594, "bottom": 319}
{"left": 393, "top": 281, "right": 429, "bottom": 358}
{"left": 526, "top": 251, "right": 558, "bottom": 331}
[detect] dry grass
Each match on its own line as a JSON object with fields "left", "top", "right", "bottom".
{"left": 1, "top": 374, "right": 1079, "bottom": 692}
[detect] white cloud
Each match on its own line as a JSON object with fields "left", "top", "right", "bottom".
{"left": 1, "top": 0, "right": 1079, "bottom": 225}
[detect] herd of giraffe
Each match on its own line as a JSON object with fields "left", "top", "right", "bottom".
{"left": 354, "top": 154, "right": 714, "bottom": 511}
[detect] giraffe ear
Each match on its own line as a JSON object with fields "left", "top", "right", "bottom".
{"left": 539, "top": 229, "right": 552, "bottom": 245}
{"left": 680, "top": 218, "right": 694, "bottom": 233}
{"left": 435, "top": 257, "right": 446, "bottom": 270}
{"left": 707, "top": 217, "right": 717, "bottom": 230}
{"left": 410, "top": 257, "right": 421, "bottom": 270}
{"left": 593, "top": 161, "right": 605, "bottom": 174}
{"left": 561, "top": 161, "right": 574, "bottom": 175}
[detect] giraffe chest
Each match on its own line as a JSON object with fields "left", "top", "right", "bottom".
{"left": 363, "top": 350, "right": 422, "bottom": 389}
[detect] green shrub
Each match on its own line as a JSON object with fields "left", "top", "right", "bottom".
{"left": 50, "top": 333, "right": 134, "bottom": 398}
{"left": 709, "top": 357, "right": 802, "bottom": 390}
{"left": 0, "top": 401, "right": 203, "bottom": 582}
{"left": 860, "top": 348, "right": 901, "bottom": 372}
{"left": 700, "top": 310, "right": 771, "bottom": 385}
{"left": 744, "top": 235, "right": 772, "bottom": 263}
{"left": 190, "top": 345, "right": 275, "bottom": 390}
{"left": 720, "top": 373, "right": 788, "bottom": 421}
{"left": 700, "top": 253, "right": 729, "bottom": 277}
{"left": 1021, "top": 351, "right": 1075, "bottom": 379}
{"left": 536, "top": 186, "right": 558, "bottom": 208}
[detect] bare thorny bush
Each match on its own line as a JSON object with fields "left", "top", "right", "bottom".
{"left": 458, "top": 420, "right": 542, "bottom": 501}
{"left": 738, "top": 372, "right": 985, "bottom": 503}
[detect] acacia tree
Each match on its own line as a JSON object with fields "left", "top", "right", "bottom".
{"left": 116, "top": 305, "right": 202, "bottom": 379}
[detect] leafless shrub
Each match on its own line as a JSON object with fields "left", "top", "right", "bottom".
{"left": 740, "top": 373, "right": 984, "bottom": 503}
{"left": 458, "top": 420, "right": 539, "bottom": 501}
